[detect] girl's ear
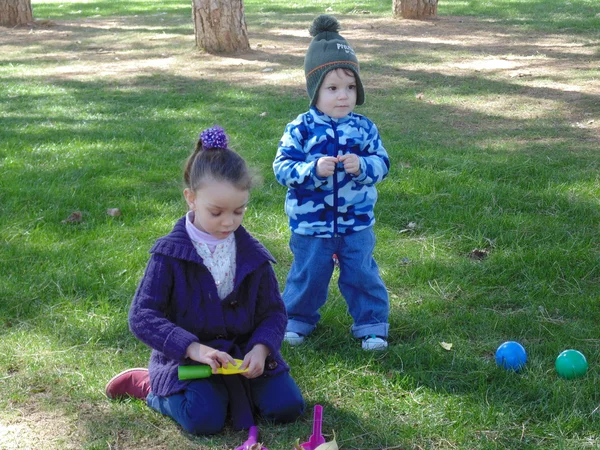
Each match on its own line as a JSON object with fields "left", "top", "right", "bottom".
{"left": 183, "top": 188, "right": 196, "bottom": 210}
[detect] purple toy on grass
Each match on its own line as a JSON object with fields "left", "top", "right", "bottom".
{"left": 235, "top": 426, "right": 268, "bottom": 450}
{"left": 301, "top": 404, "right": 326, "bottom": 450}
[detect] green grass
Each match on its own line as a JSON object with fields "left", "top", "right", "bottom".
{"left": 1, "top": 0, "right": 600, "bottom": 448}
{"left": 29, "top": 0, "right": 600, "bottom": 33}
{"left": 444, "top": 0, "right": 600, "bottom": 33}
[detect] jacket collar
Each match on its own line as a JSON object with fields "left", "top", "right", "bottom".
{"left": 309, "top": 106, "right": 354, "bottom": 125}
{"left": 150, "top": 216, "right": 276, "bottom": 274}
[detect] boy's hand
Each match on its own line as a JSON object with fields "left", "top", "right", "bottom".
{"left": 239, "top": 344, "right": 269, "bottom": 379}
{"left": 185, "top": 342, "right": 236, "bottom": 374}
{"left": 316, "top": 157, "right": 338, "bottom": 177}
{"left": 338, "top": 153, "right": 361, "bottom": 176}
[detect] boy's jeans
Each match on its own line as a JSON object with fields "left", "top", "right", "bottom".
{"left": 283, "top": 227, "right": 389, "bottom": 339}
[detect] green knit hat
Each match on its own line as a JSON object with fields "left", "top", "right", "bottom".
{"left": 304, "top": 15, "right": 365, "bottom": 107}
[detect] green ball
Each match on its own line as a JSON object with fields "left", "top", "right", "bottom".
{"left": 555, "top": 349, "right": 588, "bottom": 379}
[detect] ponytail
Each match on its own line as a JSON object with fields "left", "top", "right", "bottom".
{"left": 184, "top": 126, "right": 253, "bottom": 192}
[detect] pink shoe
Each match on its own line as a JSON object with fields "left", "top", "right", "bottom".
{"left": 105, "top": 368, "right": 150, "bottom": 400}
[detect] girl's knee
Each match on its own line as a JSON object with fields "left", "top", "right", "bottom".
{"left": 262, "top": 390, "right": 305, "bottom": 423}
{"left": 179, "top": 406, "right": 227, "bottom": 435}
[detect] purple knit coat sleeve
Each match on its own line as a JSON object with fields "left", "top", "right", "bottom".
{"left": 129, "top": 253, "right": 199, "bottom": 362}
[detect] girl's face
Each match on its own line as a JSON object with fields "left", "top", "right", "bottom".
{"left": 315, "top": 68, "right": 357, "bottom": 119}
{"left": 184, "top": 178, "right": 249, "bottom": 239}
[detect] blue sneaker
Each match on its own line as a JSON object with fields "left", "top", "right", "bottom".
{"left": 284, "top": 331, "right": 305, "bottom": 346}
{"left": 362, "top": 335, "right": 388, "bottom": 351}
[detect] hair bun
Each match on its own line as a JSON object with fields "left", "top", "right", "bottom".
{"left": 309, "top": 15, "right": 340, "bottom": 37}
{"left": 199, "top": 126, "right": 228, "bottom": 150}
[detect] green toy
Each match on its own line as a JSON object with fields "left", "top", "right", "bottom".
{"left": 555, "top": 349, "right": 588, "bottom": 379}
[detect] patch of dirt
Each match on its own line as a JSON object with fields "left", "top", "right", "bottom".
{"left": 2, "top": 15, "right": 598, "bottom": 90}
{"left": 0, "top": 398, "right": 81, "bottom": 449}
{"left": 2, "top": 13, "right": 598, "bottom": 146}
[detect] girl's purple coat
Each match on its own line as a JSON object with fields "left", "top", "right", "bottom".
{"left": 129, "top": 217, "right": 290, "bottom": 398}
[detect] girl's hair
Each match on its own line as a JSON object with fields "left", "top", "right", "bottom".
{"left": 184, "top": 126, "right": 253, "bottom": 192}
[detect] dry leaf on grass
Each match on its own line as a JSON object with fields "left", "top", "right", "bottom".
{"left": 61, "top": 211, "right": 83, "bottom": 224}
{"left": 440, "top": 342, "right": 453, "bottom": 351}
{"left": 416, "top": 92, "right": 425, "bottom": 100}
{"left": 509, "top": 71, "right": 532, "bottom": 78}
{"left": 106, "top": 208, "right": 122, "bottom": 217}
{"left": 315, "top": 431, "right": 338, "bottom": 450}
{"left": 399, "top": 221, "right": 418, "bottom": 233}
{"left": 468, "top": 248, "right": 489, "bottom": 260}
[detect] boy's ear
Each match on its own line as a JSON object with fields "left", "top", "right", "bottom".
{"left": 183, "top": 188, "right": 196, "bottom": 209}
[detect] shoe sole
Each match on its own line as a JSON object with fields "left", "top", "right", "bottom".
{"left": 105, "top": 368, "right": 148, "bottom": 398}
{"left": 362, "top": 341, "right": 389, "bottom": 351}
{"left": 363, "top": 344, "right": 388, "bottom": 350}
{"left": 284, "top": 337, "right": 305, "bottom": 346}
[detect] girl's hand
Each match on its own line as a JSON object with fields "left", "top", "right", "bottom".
{"left": 185, "top": 342, "right": 236, "bottom": 374}
{"left": 239, "top": 344, "right": 270, "bottom": 379}
{"left": 316, "top": 157, "right": 338, "bottom": 178}
{"left": 338, "top": 153, "right": 361, "bottom": 175}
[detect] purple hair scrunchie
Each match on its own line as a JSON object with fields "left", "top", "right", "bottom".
{"left": 200, "top": 126, "right": 228, "bottom": 150}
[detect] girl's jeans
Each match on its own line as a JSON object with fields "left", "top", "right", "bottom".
{"left": 146, "top": 372, "right": 304, "bottom": 435}
{"left": 283, "top": 227, "right": 389, "bottom": 338}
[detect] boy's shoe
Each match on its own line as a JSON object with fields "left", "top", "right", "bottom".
{"left": 284, "top": 331, "right": 305, "bottom": 346}
{"left": 105, "top": 368, "right": 151, "bottom": 400}
{"left": 362, "top": 335, "right": 388, "bottom": 351}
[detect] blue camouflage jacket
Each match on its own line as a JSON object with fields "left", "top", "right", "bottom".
{"left": 273, "top": 107, "right": 390, "bottom": 237}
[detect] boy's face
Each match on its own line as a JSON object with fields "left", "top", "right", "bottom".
{"left": 315, "top": 68, "right": 357, "bottom": 119}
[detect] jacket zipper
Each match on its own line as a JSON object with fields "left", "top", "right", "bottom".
{"left": 332, "top": 121, "right": 339, "bottom": 237}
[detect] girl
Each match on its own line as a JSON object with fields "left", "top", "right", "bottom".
{"left": 106, "top": 126, "right": 304, "bottom": 435}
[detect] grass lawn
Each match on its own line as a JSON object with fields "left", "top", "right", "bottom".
{"left": 1, "top": 0, "right": 599, "bottom": 448}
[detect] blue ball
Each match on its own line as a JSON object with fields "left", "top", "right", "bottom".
{"left": 495, "top": 341, "right": 527, "bottom": 372}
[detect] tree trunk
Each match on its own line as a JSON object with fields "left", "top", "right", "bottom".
{"left": 191, "top": 0, "right": 249, "bottom": 53}
{"left": 393, "top": 0, "right": 438, "bottom": 20}
{"left": 0, "top": 0, "right": 33, "bottom": 27}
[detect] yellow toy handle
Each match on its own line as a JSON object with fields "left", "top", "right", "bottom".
{"left": 217, "top": 359, "right": 248, "bottom": 375}
{"left": 178, "top": 359, "right": 248, "bottom": 380}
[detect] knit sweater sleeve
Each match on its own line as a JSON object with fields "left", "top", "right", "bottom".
{"left": 246, "top": 263, "right": 286, "bottom": 355}
{"left": 129, "top": 253, "right": 199, "bottom": 361}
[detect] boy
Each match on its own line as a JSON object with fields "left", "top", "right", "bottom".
{"left": 273, "top": 15, "right": 390, "bottom": 350}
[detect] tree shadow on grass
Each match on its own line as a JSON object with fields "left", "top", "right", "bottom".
{"left": 32, "top": 0, "right": 192, "bottom": 21}
{"left": 74, "top": 396, "right": 378, "bottom": 450}
{"left": 1, "top": 64, "right": 598, "bottom": 324}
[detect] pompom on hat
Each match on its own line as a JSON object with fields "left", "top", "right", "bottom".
{"left": 304, "top": 15, "right": 365, "bottom": 107}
